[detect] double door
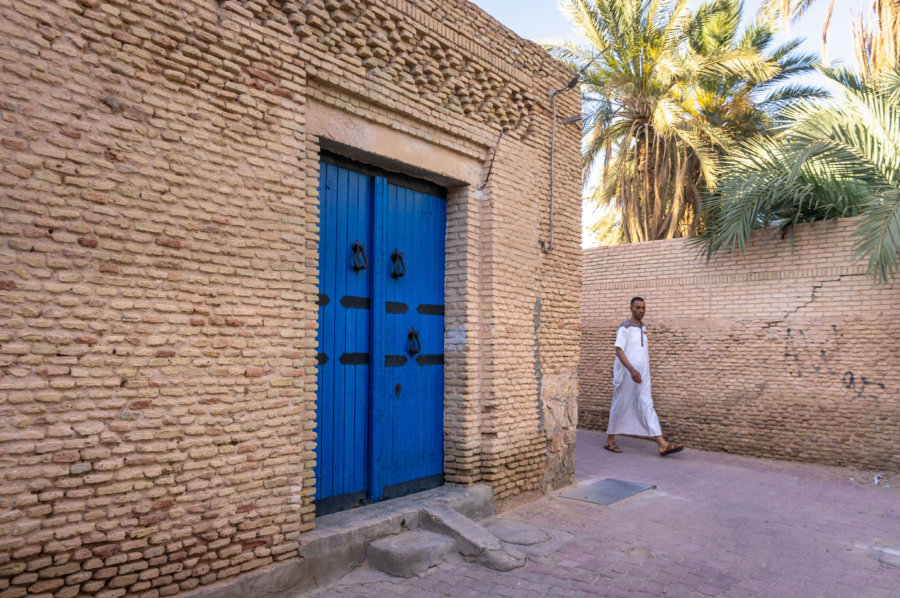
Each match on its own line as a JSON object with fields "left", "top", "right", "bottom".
{"left": 314, "top": 157, "right": 446, "bottom": 515}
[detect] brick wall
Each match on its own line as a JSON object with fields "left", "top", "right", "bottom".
{"left": 0, "top": 1, "right": 582, "bottom": 596}
{"left": 581, "top": 218, "right": 899, "bottom": 471}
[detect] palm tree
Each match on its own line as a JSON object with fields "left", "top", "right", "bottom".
{"left": 695, "top": 66, "right": 900, "bottom": 281}
{"left": 551, "top": 0, "right": 816, "bottom": 244}
{"left": 760, "top": 0, "right": 899, "bottom": 77}
{"left": 854, "top": 0, "right": 900, "bottom": 76}
{"left": 682, "top": 0, "right": 824, "bottom": 140}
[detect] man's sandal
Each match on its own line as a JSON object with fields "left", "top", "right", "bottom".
{"left": 604, "top": 441, "right": 623, "bottom": 453}
{"left": 659, "top": 443, "right": 684, "bottom": 457}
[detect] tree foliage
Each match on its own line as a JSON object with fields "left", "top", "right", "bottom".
{"left": 550, "top": 0, "right": 821, "bottom": 244}
{"left": 695, "top": 67, "right": 900, "bottom": 282}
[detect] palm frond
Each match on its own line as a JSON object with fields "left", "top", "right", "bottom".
{"left": 697, "top": 67, "right": 900, "bottom": 281}
{"left": 759, "top": 84, "right": 830, "bottom": 110}
{"left": 852, "top": 189, "right": 900, "bottom": 281}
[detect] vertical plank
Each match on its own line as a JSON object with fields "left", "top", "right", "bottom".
{"left": 369, "top": 176, "right": 388, "bottom": 501}
{"left": 315, "top": 162, "right": 338, "bottom": 500}
{"left": 417, "top": 190, "right": 428, "bottom": 475}
{"left": 345, "top": 168, "right": 370, "bottom": 496}
{"left": 345, "top": 168, "right": 358, "bottom": 494}
{"left": 356, "top": 172, "right": 371, "bottom": 494}
{"left": 334, "top": 166, "right": 348, "bottom": 494}
{"left": 432, "top": 192, "right": 446, "bottom": 471}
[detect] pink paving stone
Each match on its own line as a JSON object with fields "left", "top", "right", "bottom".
{"left": 304, "top": 430, "right": 900, "bottom": 598}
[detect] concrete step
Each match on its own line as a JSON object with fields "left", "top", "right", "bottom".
{"left": 419, "top": 504, "right": 526, "bottom": 571}
{"left": 178, "top": 484, "right": 571, "bottom": 598}
{"left": 367, "top": 530, "right": 456, "bottom": 577}
{"left": 294, "top": 484, "right": 494, "bottom": 590}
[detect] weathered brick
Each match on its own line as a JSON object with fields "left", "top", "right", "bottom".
{"left": 0, "top": 0, "right": 581, "bottom": 594}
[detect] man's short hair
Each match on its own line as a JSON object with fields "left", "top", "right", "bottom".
{"left": 630, "top": 296, "right": 644, "bottom": 306}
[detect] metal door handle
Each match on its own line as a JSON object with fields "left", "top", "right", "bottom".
{"left": 391, "top": 249, "right": 405, "bottom": 279}
{"left": 407, "top": 327, "right": 421, "bottom": 356}
{"left": 351, "top": 241, "right": 368, "bottom": 272}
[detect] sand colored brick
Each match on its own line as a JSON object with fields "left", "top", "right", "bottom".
{"left": 581, "top": 218, "right": 899, "bottom": 471}
{"left": 0, "top": 1, "right": 581, "bottom": 596}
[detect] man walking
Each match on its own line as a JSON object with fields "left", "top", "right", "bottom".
{"left": 604, "top": 297, "right": 683, "bottom": 457}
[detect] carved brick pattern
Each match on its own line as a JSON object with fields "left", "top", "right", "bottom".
{"left": 221, "top": 0, "right": 543, "bottom": 133}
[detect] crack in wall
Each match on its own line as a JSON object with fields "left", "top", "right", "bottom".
{"left": 780, "top": 274, "right": 861, "bottom": 322}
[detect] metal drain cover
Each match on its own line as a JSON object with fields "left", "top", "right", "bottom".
{"left": 560, "top": 478, "right": 656, "bottom": 505}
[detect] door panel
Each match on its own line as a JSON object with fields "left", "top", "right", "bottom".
{"left": 371, "top": 183, "right": 446, "bottom": 500}
{"left": 314, "top": 162, "right": 372, "bottom": 509}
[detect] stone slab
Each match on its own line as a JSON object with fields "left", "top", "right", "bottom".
{"left": 420, "top": 504, "right": 501, "bottom": 555}
{"left": 483, "top": 519, "right": 551, "bottom": 546}
{"left": 367, "top": 530, "right": 456, "bottom": 577}
{"left": 483, "top": 518, "right": 573, "bottom": 558}
{"left": 419, "top": 505, "right": 525, "bottom": 571}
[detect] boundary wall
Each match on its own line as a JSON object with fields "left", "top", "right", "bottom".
{"left": 581, "top": 219, "right": 899, "bottom": 471}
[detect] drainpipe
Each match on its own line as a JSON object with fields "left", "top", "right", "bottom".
{"left": 539, "top": 74, "right": 581, "bottom": 254}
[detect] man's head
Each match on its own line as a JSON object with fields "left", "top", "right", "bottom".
{"left": 630, "top": 296, "right": 645, "bottom": 322}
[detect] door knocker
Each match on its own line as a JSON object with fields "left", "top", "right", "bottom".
{"left": 407, "top": 327, "right": 421, "bottom": 356}
{"left": 391, "top": 248, "right": 406, "bottom": 279}
{"left": 351, "top": 241, "right": 368, "bottom": 272}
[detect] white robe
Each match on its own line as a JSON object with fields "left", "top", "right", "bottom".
{"left": 607, "top": 320, "right": 662, "bottom": 437}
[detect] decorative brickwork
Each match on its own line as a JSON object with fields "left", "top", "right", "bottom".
{"left": 580, "top": 218, "right": 899, "bottom": 471}
{"left": 0, "top": 1, "right": 582, "bottom": 596}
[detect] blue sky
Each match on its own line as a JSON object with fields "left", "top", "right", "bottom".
{"left": 469, "top": 0, "right": 860, "bottom": 246}
{"left": 470, "top": 0, "right": 856, "bottom": 68}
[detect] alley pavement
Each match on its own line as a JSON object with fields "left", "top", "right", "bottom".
{"left": 305, "top": 430, "right": 900, "bottom": 597}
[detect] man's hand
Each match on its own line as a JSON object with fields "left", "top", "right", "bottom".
{"left": 615, "top": 347, "right": 642, "bottom": 384}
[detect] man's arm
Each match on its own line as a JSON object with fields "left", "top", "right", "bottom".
{"left": 615, "top": 346, "right": 642, "bottom": 384}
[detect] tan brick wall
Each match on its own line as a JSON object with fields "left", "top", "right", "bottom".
{"left": 0, "top": 0, "right": 581, "bottom": 595}
{"left": 580, "top": 219, "right": 899, "bottom": 471}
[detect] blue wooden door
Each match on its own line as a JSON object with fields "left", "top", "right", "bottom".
{"left": 315, "top": 159, "right": 445, "bottom": 514}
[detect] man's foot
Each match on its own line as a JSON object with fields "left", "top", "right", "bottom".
{"left": 604, "top": 441, "right": 623, "bottom": 453}
{"left": 658, "top": 443, "right": 683, "bottom": 457}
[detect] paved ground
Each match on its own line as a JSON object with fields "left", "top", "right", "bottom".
{"left": 306, "top": 430, "right": 900, "bottom": 597}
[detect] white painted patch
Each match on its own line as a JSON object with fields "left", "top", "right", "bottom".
{"left": 446, "top": 326, "right": 466, "bottom": 350}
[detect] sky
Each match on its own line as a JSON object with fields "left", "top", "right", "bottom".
{"left": 470, "top": 0, "right": 857, "bottom": 70}
{"left": 469, "top": 0, "right": 861, "bottom": 246}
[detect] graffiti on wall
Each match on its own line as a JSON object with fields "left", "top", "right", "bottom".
{"left": 783, "top": 326, "right": 885, "bottom": 401}
{"left": 783, "top": 326, "right": 835, "bottom": 377}
{"left": 841, "top": 371, "right": 886, "bottom": 400}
